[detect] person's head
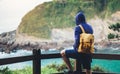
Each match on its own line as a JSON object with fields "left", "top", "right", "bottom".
{"left": 75, "top": 12, "right": 86, "bottom": 25}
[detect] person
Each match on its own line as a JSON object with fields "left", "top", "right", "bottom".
{"left": 60, "top": 12, "right": 93, "bottom": 74}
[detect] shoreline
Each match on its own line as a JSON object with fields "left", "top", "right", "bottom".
{"left": 0, "top": 30, "right": 120, "bottom": 53}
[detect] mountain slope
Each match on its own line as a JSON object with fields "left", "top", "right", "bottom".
{"left": 17, "top": 0, "right": 120, "bottom": 42}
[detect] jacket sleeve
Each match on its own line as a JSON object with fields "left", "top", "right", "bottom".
{"left": 73, "top": 26, "right": 81, "bottom": 51}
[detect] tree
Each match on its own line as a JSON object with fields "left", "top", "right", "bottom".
{"left": 108, "top": 33, "right": 115, "bottom": 39}
{"left": 108, "top": 23, "right": 120, "bottom": 40}
{"left": 109, "top": 23, "right": 120, "bottom": 32}
{"left": 94, "top": 0, "right": 107, "bottom": 12}
{"left": 116, "top": 34, "right": 119, "bottom": 40}
{"left": 53, "top": 0, "right": 67, "bottom": 7}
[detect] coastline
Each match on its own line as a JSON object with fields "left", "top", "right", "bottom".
{"left": 0, "top": 30, "right": 120, "bottom": 53}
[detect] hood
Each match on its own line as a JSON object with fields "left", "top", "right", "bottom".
{"left": 75, "top": 12, "right": 86, "bottom": 25}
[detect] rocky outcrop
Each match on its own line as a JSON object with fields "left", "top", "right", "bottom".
{"left": 0, "top": 30, "right": 16, "bottom": 53}
{"left": 0, "top": 29, "right": 74, "bottom": 53}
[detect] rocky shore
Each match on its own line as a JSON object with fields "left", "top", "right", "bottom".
{"left": 0, "top": 30, "right": 120, "bottom": 53}
{"left": 0, "top": 30, "right": 74, "bottom": 53}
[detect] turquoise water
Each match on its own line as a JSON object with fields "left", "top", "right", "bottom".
{"left": 41, "top": 58, "right": 120, "bottom": 73}
{"left": 0, "top": 50, "right": 33, "bottom": 70}
{"left": 0, "top": 49, "right": 120, "bottom": 73}
{"left": 41, "top": 48, "right": 120, "bottom": 73}
{"left": 92, "top": 59, "right": 120, "bottom": 73}
{"left": 41, "top": 58, "right": 63, "bottom": 67}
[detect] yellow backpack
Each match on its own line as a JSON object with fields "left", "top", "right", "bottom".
{"left": 78, "top": 25, "right": 94, "bottom": 54}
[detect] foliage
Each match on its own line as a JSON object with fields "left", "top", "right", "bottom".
{"left": 116, "top": 34, "right": 119, "bottom": 39}
{"left": 94, "top": 0, "right": 107, "bottom": 12}
{"left": 18, "top": 0, "right": 120, "bottom": 38}
{"left": 108, "top": 33, "right": 115, "bottom": 39}
{"left": 109, "top": 23, "right": 120, "bottom": 32}
{"left": 44, "top": 59, "right": 74, "bottom": 72}
{"left": 107, "top": 0, "right": 120, "bottom": 13}
{"left": 41, "top": 59, "right": 107, "bottom": 73}
{"left": 0, "top": 67, "right": 12, "bottom": 74}
{"left": 92, "top": 65, "right": 107, "bottom": 72}
{"left": 108, "top": 23, "right": 120, "bottom": 39}
{"left": 41, "top": 66, "right": 57, "bottom": 74}
{"left": 12, "top": 67, "right": 32, "bottom": 74}
{"left": 0, "top": 63, "right": 107, "bottom": 74}
{"left": 0, "top": 67, "right": 32, "bottom": 74}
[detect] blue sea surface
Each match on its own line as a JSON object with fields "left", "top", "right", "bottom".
{"left": 0, "top": 50, "right": 33, "bottom": 70}
{"left": 92, "top": 59, "right": 120, "bottom": 73}
{"left": 40, "top": 47, "right": 120, "bottom": 73}
{"left": 41, "top": 58, "right": 120, "bottom": 73}
{"left": 0, "top": 48, "right": 120, "bottom": 73}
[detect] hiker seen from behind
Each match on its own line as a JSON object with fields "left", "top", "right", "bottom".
{"left": 61, "top": 12, "right": 94, "bottom": 74}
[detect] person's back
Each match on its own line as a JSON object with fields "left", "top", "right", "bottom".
{"left": 77, "top": 24, "right": 94, "bottom": 54}
{"left": 73, "top": 12, "right": 93, "bottom": 51}
{"left": 75, "top": 23, "right": 93, "bottom": 33}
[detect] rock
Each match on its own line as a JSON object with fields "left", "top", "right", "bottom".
{"left": 0, "top": 32, "right": 7, "bottom": 38}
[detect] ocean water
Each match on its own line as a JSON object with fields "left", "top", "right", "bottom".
{"left": 41, "top": 58, "right": 120, "bottom": 73}
{"left": 0, "top": 48, "right": 120, "bottom": 73}
{"left": 92, "top": 59, "right": 120, "bottom": 73}
{"left": 0, "top": 50, "right": 33, "bottom": 70}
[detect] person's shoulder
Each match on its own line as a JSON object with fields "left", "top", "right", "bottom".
{"left": 86, "top": 23, "right": 93, "bottom": 28}
{"left": 86, "top": 23, "right": 93, "bottom": 33}
{"left": 75, "top": 25, "right": 81, "bottom": 31}
{"left": 75, "top": 25, "right": 80, "bottom": 29}
{"left": 86, "top": 23, "right": 92, "bottom": 26}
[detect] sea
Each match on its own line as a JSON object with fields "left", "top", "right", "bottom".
{"left": 0, "top": 47, "right": 120, "bottom": 73}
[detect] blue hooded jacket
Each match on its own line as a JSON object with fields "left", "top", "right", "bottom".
{"left": 73, "top": 12, "right": 93, "bottom": 51}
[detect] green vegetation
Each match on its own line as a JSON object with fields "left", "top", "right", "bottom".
{"left": 109, "top": 23, "right": 120, "bottom": 32}
{"left": 108, "top": 23, "right": 120, "bottom": 39}
{"left": 108, "top": 33, "right": 115, "bottom": 39}
{"left": 18, "top": 0, "right": 120, "bottom": 38}
{"left": 41, "top": 60, "right": 107, "bottom": 73}
{"left": 92, "top": 65, "right": 107, "bottom": 72}
{"left": 0, "top": 67, "right": 32, "bottom": 74}
{"left": 0, "top": 67, "right": 12, "bottom": 74}
{"left": 42, "top": 59, "right": 74, "bottom": 72}
{"left": 0, "top": 61, "right": 107, "bottom": 74}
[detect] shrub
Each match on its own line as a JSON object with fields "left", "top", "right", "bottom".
{"left": 92, "top": 65, "right": 107, "bottom": 72}
{"left": 108, "top": 33, "right": 115, "bottom": 39}
{"left": 0, "top": 67, "right": 12, "bottom": 74}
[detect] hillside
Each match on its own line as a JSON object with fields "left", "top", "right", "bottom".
{"left": 15, "top": 0, "right": 120, "bottom": 48}
{"left": 17, "top": 0, "right": 120, "bottom": 40}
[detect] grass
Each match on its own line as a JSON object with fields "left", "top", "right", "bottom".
{"left": 0, "top": 60, "right": 107, "bottom": 74}
{"left": 0, "top": 67, "right": 32, "bottom": 74}
{"left": 18, "top": 0, "right": 120, "bottom": 39}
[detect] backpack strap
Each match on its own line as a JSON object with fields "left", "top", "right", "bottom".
{"left": 79, "top": 25, "right": 85, "bottom": 33}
